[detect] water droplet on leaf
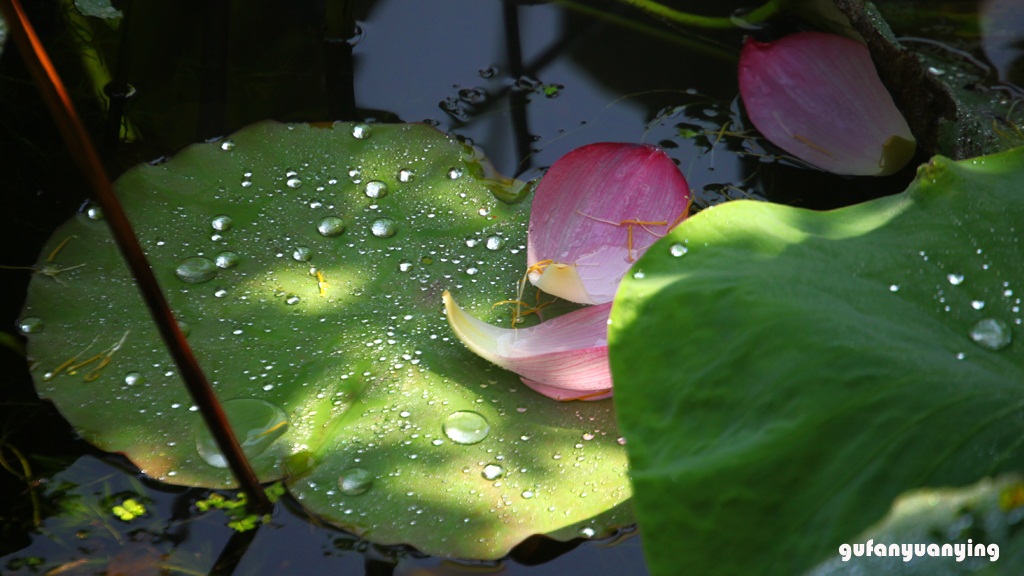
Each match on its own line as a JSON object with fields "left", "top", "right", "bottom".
{"left": 338, "top": 467, "right": 374, "bottom": 495}
{"left": 293, "top": 246, "right": 313, "bottom": 262}
{"left": 371, "top": 218, "right": 397, "bottom": 238}
{"left": 443, "top": 411, "right": 490, "bottom": 445}
{"left": 215, "top": 251, "right": 239, "bottom": 269}
{"left": 195, "top": 399, "right": 289, "bottom": 468}
{"left": 175, "top": 257, "right": 217, "bottom": 284}
{"left": 482, "top": 464, "right": 504, "bottom": 480}
{"left": 18, "top": 317, "right": 43, "bottom": 334}
{"left": 969, "top": 318, "right": 1012, "bottom": 350}
{"left": 365, "top": 180, "right": 388, "bottom": 199}
{"left": 317, "top": 217, "right": 346, "bottom": 237}
{"left": 211, "top": 215, "right": 233, "bottom": 231}
{"left": 351, "top": 124, "right": 372, "bottom": 139}
{"left": 485, "top": 236, "right": 504, "bottom": 251}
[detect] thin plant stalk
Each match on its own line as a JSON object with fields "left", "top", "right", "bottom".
{"left": 556, "top": 0, "right": 737, "bottom": 62}
{"left": 613, "top": 0, "right": 779, "bottom": 29}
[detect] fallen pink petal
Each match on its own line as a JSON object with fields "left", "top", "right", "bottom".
{"left": 526, "top": 143, "right": 691, "bottom": 304}
{"left": 442, "top": 291, "right": 612, "bottom": 401}
{"left": 739, "top": 31, "right": 916, "bottom": 176}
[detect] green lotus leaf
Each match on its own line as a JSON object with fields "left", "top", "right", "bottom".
{"left": 609, "top": 147, "right": 1024, "bottom": 575}
{"left": 809, "top": 474, "right": 1024, "bottom": 575}
{"left": 20, "top": 121, "right": 631, "bottom": 560}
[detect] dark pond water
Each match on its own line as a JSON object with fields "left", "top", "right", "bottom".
{"left": 0, "top": 0, "right": 1011, "bottom": 574}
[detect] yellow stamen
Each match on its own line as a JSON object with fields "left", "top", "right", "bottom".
{"left": 561, "top": 388, "right": 612, "bottom": 402}
{"left": 792, "top": 134, "right": 834, "bottom": 157}
{"left": 316, "top": 271, "right": 328, "bottom": 296}
{"left": 255, "top": 420, "right": 289, "bottom": 439}
{"left": 47, "top": 235, "right": 77, "bottom": 262}
{"left": 576, "top": 211, "right": 671, "bottom": 262}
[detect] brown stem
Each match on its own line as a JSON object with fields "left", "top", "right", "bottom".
{"left": 0, "top": 0, "right": 271, "bottom": 514}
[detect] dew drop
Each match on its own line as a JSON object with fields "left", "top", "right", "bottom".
{"left": 521, "top": 490, "right": 535, "bottom": 499}
{"left": 485, "top": 236, "right": 505, "bottom": 251}
{"left": 398, "top": 169, "right": 415, "bottom": 182}
{"left": 18, "top": 317, "right": 43, "bottom": 334}
{"left": 338, "top": 467, "right": 374, "bottom": 495}
{"left": 124, "top": 372, "right": 143, "bottom": 386}
{"left": 351, "top": 123, "right": 372, "bottom": 139}
{"left": 448, "top": 167, "right": 463, "bottom": 179}
{"left": 632, "top": 270, "right": 646, "bottom": 280}
{"left": 371, "top": 218, "right": 397, "bottom": 238}
{"left": 482, "top": 464, "right": 504, "bottom": 480}
{"left": 969, "top": 318, "right": 1012, "bottom": 350}
{"left": 466, "top": 267, "right": 479, "bottom": 275}
{"left": 398, "top": 261, "right": 413, "bottom": 272}
{"left": 365, "top": 180, "right": 388, "bottom": 199}
{"left": 579, "top": 526, "right": 596, "bottom": 538}
{"left": 286, "top": 177, "right": 303, "bottom": 189}
{"left": 947, "top": 273, "right": 965, "bottom": 286}
{"left": 317, "top": 217, "right": 347, "bottom": 237}
{"left": 214, "top": 287, "right": 228, "bottom": 298}
{"left": 971, "top": 300, "right": 985, "bottom": 310}
{"left": 669, "top": 243, "right": 688, "bottom": 257}
{"left": 889, "top": 284, "right": 899, "bottom": 292}
{"left": 443, "top": 411, "right": 490, "bottom": 445}
{"left": 175, "top": 257, "right": 217, "bottom": 284}
{"left": 285, "top": 294, "right": 301, "bottom": 305}
{"left": 195, "top": 399, "right": 289, "bottom": 468}
{"left": 293, "top": 246, "right": 313, "bottom": 262}
{"left": 215, "top": 251, "right": 239, "bottom": 269}
{"left": 211, "top": 214, "right": 233, "bottom": 231}
{"left": 220, "top": 140, "right": 235, "bottom": 151}
{"left": 86, "top": 204, "right": 104, "bottom": 220}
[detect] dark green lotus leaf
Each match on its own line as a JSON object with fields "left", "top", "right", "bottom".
{"left": 809, "top": 474, "right": 1024, "bottom": 575}
{"left": 20, "top": 121, "right": 631, "bottom": 559}
{"left": 609, "top": 148, "right": 1024, "bottom": 575}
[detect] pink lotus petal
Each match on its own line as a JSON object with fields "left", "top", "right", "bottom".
{"left": 739, "top": 32, "right": 916, "bottom": 176}
{"left": 526, "top": 143, "right": 691, "bottom": 304}
{"left": 443, "top": 290, "right": 612, "bottom": 401}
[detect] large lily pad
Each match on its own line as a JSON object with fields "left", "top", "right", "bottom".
{"left": 609, "top": 147, "right": 1024, "bottom": 575}
{"left": 20, "top": 122, "right": 631, "bottom": 559}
